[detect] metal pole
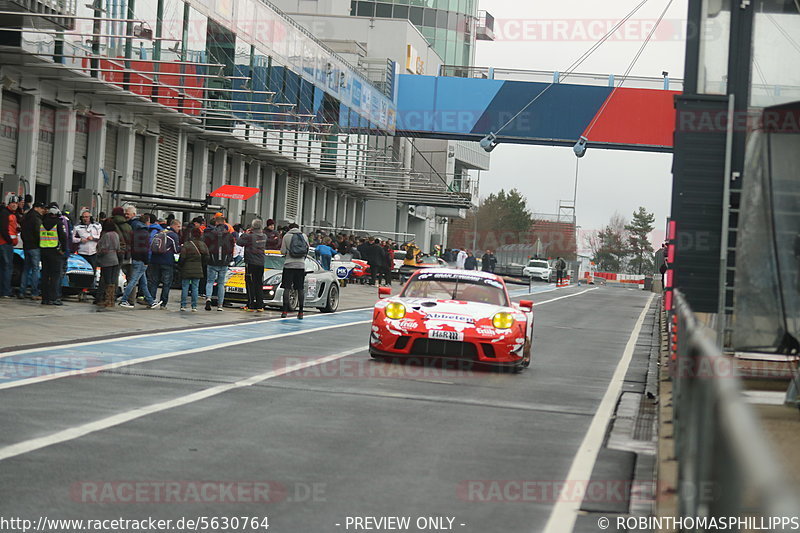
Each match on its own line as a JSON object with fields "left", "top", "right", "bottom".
{"left": 717, "top": 94, "right": 735, "bottom": 347}
{"left": 573, "top": 159, "right": 580, "bottom": 263}
{"left": 91, "top": 0, "right": 102, "bottom": 78}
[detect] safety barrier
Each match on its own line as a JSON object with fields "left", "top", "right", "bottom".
{"left": 669, "top": 290, "right": 800, "bottom": 522}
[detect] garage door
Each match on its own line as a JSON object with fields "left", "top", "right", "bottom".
{"left": 132, "top": 133, "right": 145, "bottom": 193}
{"left": 183, "top": 142, "right": 194, "bottom": 197}
{"left": 73, "top": 114, "right": 89, "bottom": 173}
{"left": 285, "top": 173, "right": 300, "bottom": 221}
{"left": 156, "top": 125, "right": 178, "bottom": 195}
{"left": 36, "top": 104, "right": 55, "bottom": 185}
{"left": 0, "top": 92, "right": 20, "bottom": 176}
{"left": 104, "top": 123, "right": 118, "bottom": 184}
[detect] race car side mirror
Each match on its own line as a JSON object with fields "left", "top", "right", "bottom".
{"left": 519, "top": 300, "right": 534, "bottom": 310}
{"left": 378, "top": 287, "right": 392, "bottom": 299}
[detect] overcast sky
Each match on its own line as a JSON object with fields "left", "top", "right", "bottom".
{"left": 475, "top": 0, "right": 689, "bottom": 246}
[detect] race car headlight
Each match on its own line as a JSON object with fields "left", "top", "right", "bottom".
{"left": 492, "top": 312, "right": 515, "bottom": 329}
{"left": 385, "top": 302, "right": 407, "bottom": 320}
{"left": 266, "top": 274, "right": 282, "bottom": 286}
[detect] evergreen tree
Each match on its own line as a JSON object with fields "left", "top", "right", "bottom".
{"left": 625, "top": 207, "right": 656, "bottom": 275}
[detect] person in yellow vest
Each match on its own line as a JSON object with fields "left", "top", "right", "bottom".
{"left": 40, "top": 206, "right": 68, "bottom": 306}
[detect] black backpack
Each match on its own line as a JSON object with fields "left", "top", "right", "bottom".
{"left": 288, "top": 232, "right": 309, "bottom": 258}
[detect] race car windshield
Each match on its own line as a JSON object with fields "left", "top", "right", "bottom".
{"left": 529, "top": 261, "right": 549, "bottom": 268}
{"left": 401, "top": 275, "right": 509, "bottom": 306}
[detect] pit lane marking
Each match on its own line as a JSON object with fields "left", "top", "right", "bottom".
{"left": 0, "top": 314, "right": 372, "bottom": 391}
{"left": 0, "top": 346, "right": 367, "bottom": 463}
{"left": 542, "top": 293, "right": 655, "bottom": 533}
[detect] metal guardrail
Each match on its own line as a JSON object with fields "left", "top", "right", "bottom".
{"left": 670, "top": 290, "right": 800, "bottom": 523}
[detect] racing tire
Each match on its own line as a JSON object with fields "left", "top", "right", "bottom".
{"left": 319, "top": 283, "right": 339, "bottom": 313}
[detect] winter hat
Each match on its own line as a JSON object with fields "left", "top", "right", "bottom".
{"left": 5, "top": 194, "right": 20, "bottom": 204}
{"left": 111, "top": 206, "right": 125, "bottom": 217}
{"left": 48, "top": 206, "right": 61, "bottom": 215}
{"left": 266, "top": 219, "right": 275, "bottom": 226}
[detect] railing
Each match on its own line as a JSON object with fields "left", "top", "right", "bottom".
{"left": 438, "top": 65, "right": 684, "bottom": 91}
{"left": 670, "top": 290, "right": 800, "bottom": 523}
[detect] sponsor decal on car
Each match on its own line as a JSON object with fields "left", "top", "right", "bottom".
{"left": 476, "top": 327, "right": 499, "bottom": 337}
{"left": 428, "top": 330, "right": 464, "bottom": 342}
{"left": 423, "top": 313, "right": 475, "bottom": 324}
{"left": 397, "top": 319, "right": 420, "bottom": 330}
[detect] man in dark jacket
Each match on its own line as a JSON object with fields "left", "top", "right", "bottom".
{"left": 237, "top": 219, "right": 268, "bottom": 311}
{"left": 40, "top": 206, "right": 68, "bottom": 305}
{"left": 148, "top": 218, "right": 181, "bottom": 309}
{"left": 481, "top": 250, "right": 497, "bottom": 273}
{"left": 0, "top": 195, "right": 20, "bottom": 298}
{"left": 264, "top": 219, "right": 281, "bottom": 251}
{"left": 120, "top": 213, "right": 161, "bottom": 309}
{"left": 366, "top": 238, "right": 386, "bottom": 286}
{"left": 20, "top": 201, "right": 47, "bottom": 299}
{"left": 203, "top": 216, "right": 235, "bottom": 311}
{"left": 464, "top": 250, "right": 478, "bottom": 271}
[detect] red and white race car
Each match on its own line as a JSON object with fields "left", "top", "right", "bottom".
{"left": 370, "top": 269, "right": 534, "bottom": 371}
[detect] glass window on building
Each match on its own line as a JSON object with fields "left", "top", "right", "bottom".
{"left": 393, "top": 5, "right": 409, "bottom": 18}
{"left": 436, "top": 9, "right": 447, "bottom": 28}
{"left": 356, "top": 2, "right": 375, "bottom": 17}
{"left": 423, "top": 8, "right": 437, "bottom": 27}
{"left": 410, "top": 6, "right": 424, "bottom": 25}
{"left": 375, "top": 2, "right": 393, "bottom": 17}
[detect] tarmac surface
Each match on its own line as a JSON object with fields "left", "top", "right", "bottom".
{"left": 0, "top": 282, "right": 654, "bottom": 533}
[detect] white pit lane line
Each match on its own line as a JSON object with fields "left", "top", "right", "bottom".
{"left": 0, "top": 288, "right": 602, "bottom": 463}
{"left": 542, "top": 292, "right": 655, "bottom": 533}
{"left": 0, "top": 345, "right": 367, "bottom": 463}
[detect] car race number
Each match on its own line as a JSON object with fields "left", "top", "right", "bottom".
{"left": 428, "top": 330, "right": 464, "bottom": 342}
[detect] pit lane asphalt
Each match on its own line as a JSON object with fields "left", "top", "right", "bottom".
{"left": 0, "top": 285, "right": 652, "bottom": 533}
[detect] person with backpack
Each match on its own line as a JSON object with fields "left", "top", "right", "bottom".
{"left": 556, "top": 257, "right": 568, "bottom": 285}
{"left": 119, "top": 214, "right": 161, "bottom": 309}
{"left": 203, "top": 216, "right": 235, "bottom": 311}
{"left": 147, "top": 218, "right": 181, "bottom": 309}
{"left": 237, "top": 218, "right": 268, "bottom": 312}
{"left": 280, "top": 222, "right": 310, "bottom": 319}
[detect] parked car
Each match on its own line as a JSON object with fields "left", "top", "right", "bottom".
{"left": 522, "top": 259, "right": 554, "bottom": 282}
{"left": 223, "top": 251, "right": 339, "bottom": 312}
{"left": 12, "top": 249, "right": 97, "bottom": 298}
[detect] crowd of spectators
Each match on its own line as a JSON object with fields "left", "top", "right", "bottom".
{"left": 0, "top": 193, "right": 500, "bottom": 314}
